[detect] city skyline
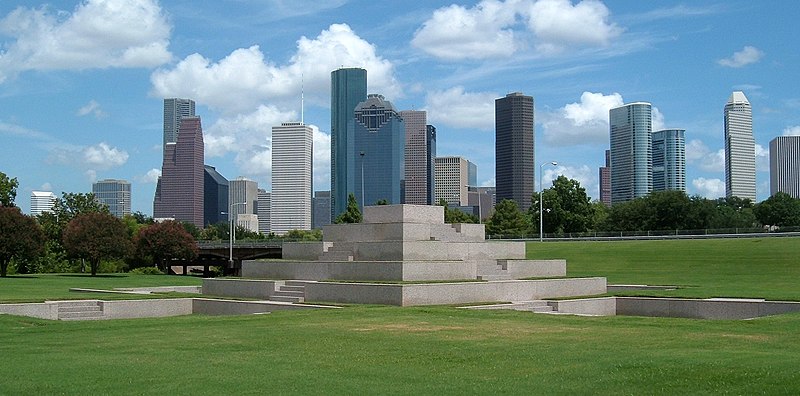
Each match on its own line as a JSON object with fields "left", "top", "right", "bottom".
{"left": 2, "top": 1, "right": 798, "bottom": 215}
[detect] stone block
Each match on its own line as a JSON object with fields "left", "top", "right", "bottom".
{"left": 101, "top": 299, "right": 193, "bottom": 319}
{"left": 364, "top": 204, "right": 444, "bottom": 224}
{"left": 549, "top": 297, "right": 617, "bottom": 316}
{"left": 203, "top": 278, "right": 278, "bottom": 298}
{"left": 282, "top": 242, "right": 331, "bottom": 260}
{"left": 305, "top": 282, "right": 404, "bottom": 305}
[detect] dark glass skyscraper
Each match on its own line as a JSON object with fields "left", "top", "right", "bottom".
{"left": 203, "top": 165, "right": 228, "bottom": 226}
{"left": 495, "top": 92, "right": 535, "bottom": 211}
{"left": 154, "top": 116, "right": 204, "bottom": 227}
{"left": 352, "top": 94, "right": 405, "bottom": 210}
{"left": 652, "top": 129, "right": 686, "bottom": 192}
{"left": 330, "top": 68, "right": 367, "bottom": 220}
{"left": 426, "top": 125, "right": 437, "bottom": 205}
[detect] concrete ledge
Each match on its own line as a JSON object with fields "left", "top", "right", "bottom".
{"left": 203, "top": 278, "right": 278, "bottom": 299}
{"left": 282, "top": 242, "right": 331, "bottom": 260}
{"left": 101, "top": 298, "right": 193, "bottom": 319}
{"left": 548, "top": 297, "right": 617, "bottom": 316}
{"left": 192, "top": 298, "right": 336, "bottom": 315}
{"left": 616, "top": 297, "right": 800, "bottom": 320}
{"left": 240, "top": 261, "right": 477, "bottom": 281}
{"left": 363, "top": 204, "right": 444, "bottom": 224}
{"left": 0, "top": 302, "right": 59, "bottom": 320}
{"left": 303, "top": 277, "right": 607, "bottom": 306}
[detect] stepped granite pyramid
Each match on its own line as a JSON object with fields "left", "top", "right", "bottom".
{"left": 208, "top": 204, "right": 606, "bottom": 306}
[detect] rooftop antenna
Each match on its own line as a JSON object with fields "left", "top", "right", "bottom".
{"left": 301, "top": 73, "right": 305, "bottom": 124}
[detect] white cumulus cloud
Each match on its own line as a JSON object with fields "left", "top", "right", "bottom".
{"left": 685, "top": 139, "right": 724, "bottom": 172}
{"left": 541, "top": 91, "right": 623, "bottom": 146}
{"left": 692, "top": 177, "right": 725, "bottom": 199}
{"left": 412, "top": 0, "right": 622, "bottom": 60}
{"left": 783, "top": 126, "right": 800, "bottom": 136}
{"left": 524, "top": 0, "right": 622, "bottom": 54}
{"left": 50, "top": 142, "right": 129, "bottom": 171}
{"left": 424, "top": 86, "right": 497, "bottom": 130}
{"left": 137, "top": 168, "right": 161, "bottom": 184}
{"left": 313, "top": 128, "right": 331, "bottom": 189}
{"left": 717, "top": 46, "right": 764, "bottom": 68}
{"left": 0, "top": 0, "right": 172, "bottom": 82}
{"left": 150, "top": 24, "right": 400, "bottom": 115}
{"left": 76, "top": 100, "right": 107, "bottom": 119}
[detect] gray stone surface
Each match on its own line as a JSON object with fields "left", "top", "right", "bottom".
{"left": 363, "top": 204, "right": 444, "bottom": 224}
{"left": 203, "top": 278, "right": 278, "bottom": 299}
{"left": 548, "top": 297, "right": 617, "bottom": 316}
{"left": 615, "top": 297, "right": 800, "bottom": 319}
{"left": 101, "top": 299, "right": 193, "bottom": 319}
{"left": 0, "top": 302, "right": 59, "bottom": 320}
{"left": 192, "top": 298, "right": 335, "bottom": 315}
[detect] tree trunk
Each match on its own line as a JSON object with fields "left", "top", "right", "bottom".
{"left": 0, "top": 257, "right": 8, "bottom": 277}
{"left": 90, "top": 258, "right": 99, "bottom": 276}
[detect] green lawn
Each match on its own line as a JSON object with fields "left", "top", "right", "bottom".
{"left": 2, "top": 306, "right": 799, "bottom": 394}
{"left": 0, "top": 274, "right": 202, "bottom": 303}
{"left": 1, "top": 238, "right": 799, "bottom": 394}
{"left": 527, "top": 237, "right": 800, "bottom": 300}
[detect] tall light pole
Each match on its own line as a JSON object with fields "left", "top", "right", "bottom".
{"left": 540, "top": 161, "right": 557, "bottom": 242}
{"left": 360, "top": 151, "right": 366, "bottom": 210}
{"left": 228, "top": 202, "right": 245, "bottom": 268}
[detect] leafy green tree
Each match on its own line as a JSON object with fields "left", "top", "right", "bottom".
{"left": 0, "top": 207, "right": 44, "bottom": 276}
{"left": 62, "top": 212, "right": 131, "bottom": 276}
{"left": 710, "top": 197, "right": 756, "bottom": 229}
{"left": 486, "top": 199, "right": 531, "bottom": 238}
{"left": 335, "top": 193, "right": 362, "bottom": 223}
{"left": 0, "top": 171, "right": 18, "bottom": 207}
{"left": 180, "top": 221, "right": 201, "bottom": 240}
{"left": 375, "top": 199, "right": 389, "bottom": 205}
{"left": 134, "top": 221, "right": 198, "bottom": 273}
{"left": 437, "top": 199, "right": 478, "bottom": 224}
{"left": 131, "top": 211, "right": 154, "bottom": 225}
{"left": 532, "top": 176, "right": 595, "bottom": 234}
{"left": 644, "top": 190, "right": 692, "bottom": 230}
{"left": 38, "top": 192, "right": 110, "bottom": 242}
{"left": 285, "top": 229, "right": 323, "bottom": 241}
{"left": 754, "top": 192, "right": 800, "bottom": 227}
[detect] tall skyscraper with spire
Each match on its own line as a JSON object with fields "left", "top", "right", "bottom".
{"left": 153, "top": 116, "right": 204, "bottom": 227}
{"left": 163, "top": 98, "right": 195, "bottom": 151}
{"left": 495, "top": 92, "right": 535, "bottom": 211}
{"left": 724, "top": 91, "right": 756, "bottom": 201}
{"left": 330, "top": 68, "right": 367, "bottom": 220}
{"left": 609, "top": 102, "right": 652, "bottom": 204}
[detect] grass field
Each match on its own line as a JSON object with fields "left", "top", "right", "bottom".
{"left": 527, "top": 237, "right": 800, "bottom": 300}
{"left": 0, "top": 237, "right": 799, "bottom": 394}
{"left": 0, "top": 274, "right": 202, "bottom": 303}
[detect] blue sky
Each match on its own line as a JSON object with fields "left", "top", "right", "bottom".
{"left": 1, "top": 0, "right": 798, "bottom": 215}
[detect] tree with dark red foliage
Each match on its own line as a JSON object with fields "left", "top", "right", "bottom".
{"left": 134, "top": 220, "right": 198, "bottom": 273}
{"left": 62, "top": 212, "right": 131, "bottom": 276}
{"left": 0, "top": 206, "right": 44, "bottom": 276}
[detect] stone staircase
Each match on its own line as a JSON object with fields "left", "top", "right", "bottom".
{"left": 58, "top": 300, "right": 105, "bottom": 320}
{"left": 270, "top": 281, "right": 306, "bottom": 303}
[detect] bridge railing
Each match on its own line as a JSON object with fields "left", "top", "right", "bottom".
{"left": 197, "top": 240, "right": 284, "bottom": 249}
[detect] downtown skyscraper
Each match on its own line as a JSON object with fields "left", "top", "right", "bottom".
{"left": 652, "top": 129, "right": 686, "bottom": 192}
{"left": 495, "top": 92, "right": 535, "bottom": 211}
{"left": 92, "top": 179, "right": 131, "bottom": 218}
{"left": 724, "top": 91, "right": 756, "bottom": 201}
{"left": 400, "top": 110, "right": 432, "bottom": 205}
{"left": 153, "top": 116, "right": 204, "bottom": 227}
{"left": 609, "top": 102, "right": 652, "bottom": 204}
{"left": 163, "top": 98, "right": 195, "bottom": 151}
{"left": 352, "top": 94, "right": 405, "bottom": 210}
{"left": 769, "top": 135, "right": 800, "bottom": 198}
{"left": 271, "top": 122, "right": 313, "bottom": 235}
{"left": 330, "top": 68, "right": 367, "bottom": 220}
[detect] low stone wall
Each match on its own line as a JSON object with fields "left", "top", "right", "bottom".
{"left": 202, "top": 278, "right": 278, "bottom": 299}
{"left": 0, "top": 302, "right": 59, "bottom": 320}
{"left": 615, "top": 297, "right": 800, "bottom": 320}
{"left": 240, "top": 261, "right": 477, "bottom": 282}
{"left": 282, "top": 242, "right": 330, "bottom": 260}
{"left": 303, "top": 277, "right": 607, "bottom": 306}
{"left": 101, "top": 298, "right": 193, "bottom": 319}
{"left": 548, "top": 297, "right": 617, "bottom": 316}
{"left": 192, "top": 298, "right": 335, "bottom": 315}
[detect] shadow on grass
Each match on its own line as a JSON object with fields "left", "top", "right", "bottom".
{"left": 55, "top": 274, "right": 129, "bottom": 278}
{"left": 2, "top": 275, "right": 40, "bottom": 279}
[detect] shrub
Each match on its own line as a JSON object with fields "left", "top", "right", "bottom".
{"left": 129, "top": 266, "right": 164, "bottom": 275}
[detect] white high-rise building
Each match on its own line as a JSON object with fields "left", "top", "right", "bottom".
{"left": 271, "top": 122, "right": 312, "bottom": 235}
{"left": 724, "top": 91, "right": 756, "bottom": 201}
{"left": 229, "top": 177, "right": 259, "bottom": 233}
{"left": 92, "top": 179, "right": 131, "bottom": 218}
{"left": 770, "top": 136, "right": 800, "bottom": 198}
{"left": 30, "top": 191, "right": 56, "bottom": 216}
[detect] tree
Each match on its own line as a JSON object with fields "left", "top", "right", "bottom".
{"left": 532, "top": 176, "right": 595, "bottom": 234}
{"left": 437, "top": 199, "right": 478, "bottom": 224}
{"left": 335, "top": 193, "right": 362, "bottom": 223}
{"left": 0, "top": 171, "right": 18, "bottom": 207}
{"left": 134, "top": 221, "right": 199, "bottom": 273}
{"left": 754, "top": 192, "right": 800, "bottom": 227}
{"left": 63, "top": 212, "right": 131, "bottom": 276}
{"left": 0, "top": 207, "right": 44, "bottom": 276}
{"left": 486, "top": 199, "right": 531, "bottom": 238}
{"left": 375, "top": 199, "right": 389, "bottom": 205}
{"left": 38, "top": 192, "right": 110, "bottom": 243}
{"left": 285, "top": 229, "right": 323, "bottom": 241}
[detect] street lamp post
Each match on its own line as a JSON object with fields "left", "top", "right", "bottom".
{"left": 228, "top": 202, "right": 246, "bottom": 268}
{"left": 539, "top": 161, "right": 558, "bottom": 242}
{"left": 360, "top": 151, "right": 366, "bottom": 210}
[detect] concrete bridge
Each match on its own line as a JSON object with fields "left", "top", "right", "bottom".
{"left": 172, "top": 241, "right": 283, "bottom": 276}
